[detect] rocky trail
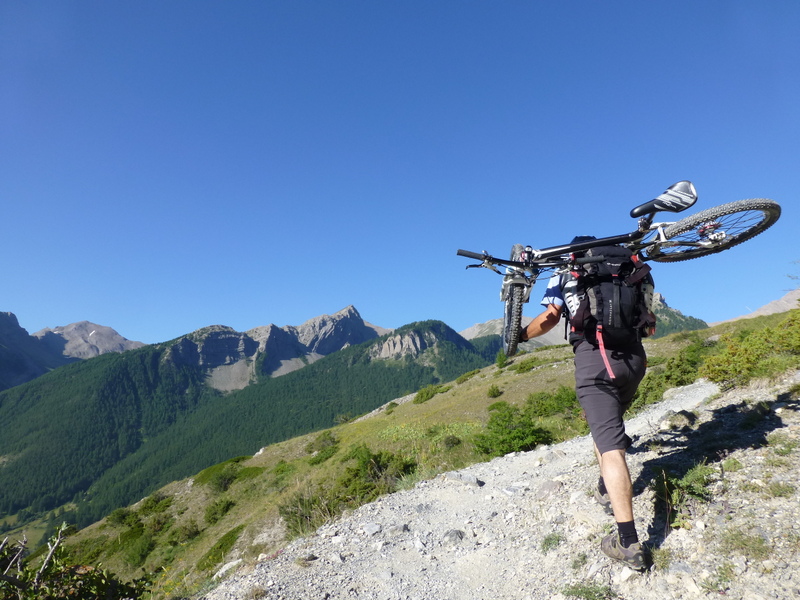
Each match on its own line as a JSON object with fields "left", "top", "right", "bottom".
{"left": 202, "top": 372, "right": 800, "bottom": 600}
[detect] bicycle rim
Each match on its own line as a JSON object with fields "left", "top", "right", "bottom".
{"left": 503, "top": 284, "right": 524, "bottom": 357}
{"left": 644, "top": 198, "right": 781, "bottom": 263}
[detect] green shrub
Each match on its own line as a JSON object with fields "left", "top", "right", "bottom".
{"left": 336, "top": 445, "right": 417, "bottom": 504}
{"left": 700, "top": 310, "right": 800, "bottom": 388}
{"left": 496, "top": 350, "right": 508, "bottom": 369}
{"left": 205, "top": 498, "right": 236, "bottom": 525}
{"left": 168, "top": 519, "right": 201, "bottom": 545}
{"left": 124, "top": 533, "right": 154, "bottom": 567}
{"left": 413, "top": 384, "right": 451, "bottom": 404}
{"left": 442, "top": 435, "right": 462, "bottom": 449}
{"left": 307, "top": 431, "right": 340, "bottom": 465}
{"left": 209, "top": 464, "right": 239, "bottom": 493}
{"left": 562, "top": 582, "right": 618, "bottom": 599}
{"left": 272, "top": 460, "right": 296, "bottom": 487}
{"left": 474, "top": 401, "right": 553, "bottom": 457}
{"left": 278, "top": 491, "right": 339, "bottom": 539}
{"left": 107, "top": 507, "right": 133, "bottom": 526}
{"left": 526, "top": 385, "right": 579, "bottom": 417}
{"left": 456, "top": 369, "right": 481, "bottom": 384}
{"left": 512, "top": 355, "right": 543, "bottom": 374}
{"left": 309, "top": 444, "right": 340, "bottom": 465}
{"left": 541, "top": 532, "right": 564, "bottom": 554}
{"left": 197, "top": 525, "right": 245, "bottom": 571}
{"left": 652, "top": 460, "right": 715, "bottom": 528}
{"left": 1, "top": 525, "right": 145, "bottom": 600}
{"left": 487, "top": 384, "right": 503, "bottom": 398}
{"left": 195, "top": 456, "right": 251, "bottom": 491}
{"left": 235, "top": 466, "right": 266, "bottom": 481}
{"left": 144, "top": 511, "right": 173, "bottom": 534}
{"left": 138, "top": 491, "right": 173, "bottom": 515}
{"left": 279, "top": 445, "right": 417, "bottom": 539}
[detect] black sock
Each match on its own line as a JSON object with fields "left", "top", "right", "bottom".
{"left": 598, "top": 477, "right": 607, "bottom": 496}
{"left": 617, "top": 520, "right": 639, "bottom": 548}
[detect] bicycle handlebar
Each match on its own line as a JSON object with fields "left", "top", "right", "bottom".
{"left": 456, "top": 249, "right": 606, "bottom": 270}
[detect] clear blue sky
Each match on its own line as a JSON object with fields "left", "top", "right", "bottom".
{"left": 2, "top": 1, "right": 797, "bottom": 344}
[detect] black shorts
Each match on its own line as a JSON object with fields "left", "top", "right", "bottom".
{"left": 573, "top": 340, "right": 647, "bottom": 455}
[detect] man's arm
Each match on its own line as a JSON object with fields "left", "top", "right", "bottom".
{"left": 520, "top": 303, "right": 561, "bottom": 341}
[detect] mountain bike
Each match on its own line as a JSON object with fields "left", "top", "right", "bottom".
{"left": 457, "top": 181, "right": 781, "bottom": 356}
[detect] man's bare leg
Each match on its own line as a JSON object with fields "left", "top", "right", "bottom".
{"left": 597, "top": 448, "right": 633, "bottom": 523}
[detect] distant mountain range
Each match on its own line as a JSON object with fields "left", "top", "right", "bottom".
{"left": 0, "top": 307, "right": 387, "bottom": 393}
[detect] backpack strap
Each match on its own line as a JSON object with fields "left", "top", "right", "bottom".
{"left": 595, "top": 324, "right": 617, "bottom": 380}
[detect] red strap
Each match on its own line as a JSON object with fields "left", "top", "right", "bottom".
{"left": 596, "top": 325, "right": 616, "bottom": 380}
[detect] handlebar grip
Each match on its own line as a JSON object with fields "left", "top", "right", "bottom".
{"left": 457, "top": 249, "right": 487, "bottom": 260}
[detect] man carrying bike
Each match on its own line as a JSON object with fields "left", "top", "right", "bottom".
{"left": 519, "top": 236, "right": 653, "bottom": 571}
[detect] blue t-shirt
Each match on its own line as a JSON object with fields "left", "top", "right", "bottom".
{"left": 541, "top": 274, "right": 564, "bottom": 308}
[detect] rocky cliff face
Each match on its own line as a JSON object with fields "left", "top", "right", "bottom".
{"left": 370, "top": 323, "right": 470, "bottom": 360}
{"left": 165, "top": 306, "right": 392, "bottom": 392}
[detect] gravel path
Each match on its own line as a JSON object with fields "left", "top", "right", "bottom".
{"left": 202, "top": 372, "right": 800, "bottom": 600}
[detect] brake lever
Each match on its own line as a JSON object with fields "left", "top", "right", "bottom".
{"left": 465, "top": 262, "right": 502, "bottom": 274}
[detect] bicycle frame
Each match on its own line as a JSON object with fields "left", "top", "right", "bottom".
{"left": 462, "top": 180, "right": 701, "bottom": 274}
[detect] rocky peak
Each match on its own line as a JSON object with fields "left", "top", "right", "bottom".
{"left": 284, "top": 306, "right": 383, "bottom": 355}
{"left": 169, "top": 326, "right": 259, "bottom": 368}
{"left": 33, "top": 320, "right": 145, "bottom": 360}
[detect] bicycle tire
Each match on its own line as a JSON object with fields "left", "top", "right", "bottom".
{"left": 644, "top": 198, "right": 781, "bottom": 263}
{"left": 502, "top": 283, "right": 524, "bottom": 357}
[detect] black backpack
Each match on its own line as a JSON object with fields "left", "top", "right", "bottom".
{"left": 560, "top": 245, "right": 655, "bottom": 351}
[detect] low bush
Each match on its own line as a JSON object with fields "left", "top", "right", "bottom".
{"left": 1, "top": 525, "right": 145, "bottom": 599}
{"left": 307, "top": 431, "right": 340, "bottom": 465}
{"left": 279, "top": 445, "right": 417, "bottom": 539}
{"left": 138, "top": 491, "right": 173, "bottom": 516}
{"left": 526, "top": 385, "right": 579, "bottom": 417}
{"left": 456, "top": 369, "right": 481, "bottom": 384}
{"left": 413, "top": 384, "right": 451, "bottom": 404}
{"left": 700, "top": 310, "right": 800, "bottom": 388}
{"left": 474, "top": 401, "right": 553, "bottom": 457}
{"left": 652, "top": 460, "right": 715, "bottom": 528}
{"left": 487, "top": 384, "right": 502, "bottom": 398}
{"left": 197, "top": 525, "right": 245, "bottom": 572}
{"left": 205, "top": 498, "right": 236, "bottom": 525}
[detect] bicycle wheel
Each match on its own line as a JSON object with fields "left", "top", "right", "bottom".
{"left": 502, "top": 283, "right": 524, "bottom": 357}
{"left": 644, "top": 199, "right": 781, "bottom": 263}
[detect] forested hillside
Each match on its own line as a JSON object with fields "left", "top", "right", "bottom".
{"left": 0, "top": 320, "right": 500, "bottom": 533}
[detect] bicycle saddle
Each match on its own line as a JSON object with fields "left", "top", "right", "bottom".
{"left": 630, "top": 181, "right": 698, "bottom": 218}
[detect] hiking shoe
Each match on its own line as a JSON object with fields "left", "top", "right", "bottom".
{"left": 600, "top": 534, "right": 648, "bottom": 571}
{"left": 594, "top": 489, "right": 613, "bottom": 514}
